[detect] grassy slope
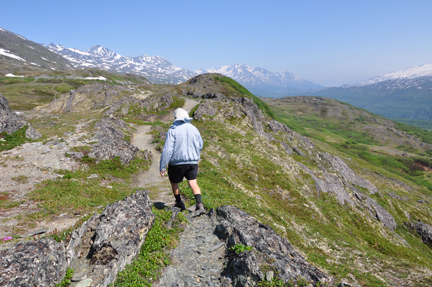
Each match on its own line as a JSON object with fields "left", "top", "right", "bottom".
{"left": 0, "top": 68, "right": 149, "bottom": 110}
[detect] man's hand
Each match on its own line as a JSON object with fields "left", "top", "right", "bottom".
{"left": 160, "top": 170, "right": 165, "bottom": 177}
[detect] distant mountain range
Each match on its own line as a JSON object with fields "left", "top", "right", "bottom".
{"left": 46, "top": 44, "right": 196, "bottom": 85}
{"left": 46, "top": 44, "right": 324, "bottom": 96}
{"left": 307, "top": 64, "right": 432, "bottom": 123}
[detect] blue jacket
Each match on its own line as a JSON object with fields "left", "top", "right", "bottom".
{"left": 159, "top": 117, "right": 203, "bottom": 172}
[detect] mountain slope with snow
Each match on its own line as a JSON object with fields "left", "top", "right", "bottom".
{"left": 47, "top": 44, "right": 195, "bottom": 84}
{"left": 0, "top": 27, "right": 73, "bottom": 72}
{"left": 357, "top": 63, "right": 432, "bottom": 86}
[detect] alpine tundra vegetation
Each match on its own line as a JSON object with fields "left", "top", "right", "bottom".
{"left": 0, "top": 71, "right": 432, "bottom": 287}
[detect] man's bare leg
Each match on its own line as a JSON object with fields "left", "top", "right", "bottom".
{"left": 171, "top": 182, "right": 180, "bottom": 195}
{"left": 170, "top": 182, "right": 185, "bottom": 210}
{"left": 187, "top": 179, "right": 201, "bottom": 195}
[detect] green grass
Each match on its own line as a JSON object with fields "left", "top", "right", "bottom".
{"left": 0, "top": 125, "right": 32, "bottom": 151}
{"left": 55, "top": 268, "right": 74, "bottom": 287}
{"left": 115, "top": 208, "right": 187, "bottom": 287}
{"left": 28, "top": 155, "right": 151, "bottom": 219}
{"left": 214, "top": 75, "right": 275, "bottom": 119}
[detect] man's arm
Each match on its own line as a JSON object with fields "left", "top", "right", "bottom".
{"left": 159, "top": 130, "right": 175, "bottom": 176}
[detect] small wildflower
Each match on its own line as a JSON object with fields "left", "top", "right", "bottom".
{"left": 2, "top": 237, "right": 13, "bottom": 241}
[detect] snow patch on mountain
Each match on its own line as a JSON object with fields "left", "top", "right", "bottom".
{"left": 357, "top": 63, "right": 432, "bottom": 86}
{"left": 0, "top": 48, "right": 26, "bottom": 62}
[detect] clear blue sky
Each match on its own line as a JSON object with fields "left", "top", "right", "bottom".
{"left": 2, "top": 0, "right": 432, "bottom": 86}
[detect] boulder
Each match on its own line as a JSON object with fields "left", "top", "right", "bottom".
{"left": 0, "top": 93, "right": 41, "bottom": 139}
{"left": 89, "top": 138, "right": 141, "bottom": 164}
{"left": 67, "top": 189, "right": 156, "bottom": 287}
{"left": 268, "top": 120, "right": 291, "bottom": 133}
{"left": 216, "top": 205, "right": 331, "bottom": 286}
{"left": 193, "top": 102, "right": 216, "bottom": 121}
{"left": 405, "top": 221, "right": 432, "bottom": 247}
{"left": 0, "top": 238, "right": 67, "bottom": 287}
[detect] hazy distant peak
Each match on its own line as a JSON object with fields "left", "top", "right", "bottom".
{"left": 357, "top": 63, "right": 432, "bottom": 86}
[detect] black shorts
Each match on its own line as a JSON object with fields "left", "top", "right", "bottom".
{"left": 168, "top": 164, "right": 198, "bottom": 183}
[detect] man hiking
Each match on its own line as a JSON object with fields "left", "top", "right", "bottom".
{"left": 159, "top": 108, "right": 204, "bottom": 211}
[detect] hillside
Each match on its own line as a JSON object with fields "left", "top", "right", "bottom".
{"left": 1, "top": 74, "right": 432, "bottom": 286}
{"left": 0, "top": 68, "right": 149, "bottom": 110}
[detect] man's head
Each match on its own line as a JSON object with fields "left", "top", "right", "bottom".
{"left": 174, "top": 108, "right": 190, "bottom": 120}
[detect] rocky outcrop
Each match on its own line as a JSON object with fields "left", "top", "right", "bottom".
{"left": 67, "top": 189, "right": 155, "bottom": 286}
{"left": 0, "top": 93, "right": 41, "bottom": 139}
{"left": 0, "top": 189, "right": 155, "bottom": 287}
{"left": 89, "top": 116, "right": 147, "bottom": 164}
{"left": 351, "top": 188, "right": 397, "bottom": 230}
{"left": 233, "top": 97, "right": 265, "bottom": 136}
{"left": 406, "top": 221, "right": 432, "bottom": 247}
{"left": 193, "top": 102, "right": 216, "bottom": 121}
{"left": 321, "top": 153, "right": 380, "bottom": 195}
{"left": 216, "top": 205, "right": 331, "bottom": 286}
{"left": 0, "top": 238, "right": 67, "bottom": 287}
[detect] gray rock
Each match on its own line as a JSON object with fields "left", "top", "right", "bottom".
{"left": 352, "top": 188, "right": 397, "bottom": 230}
{"left": 0, "top": 238, "right": 67, "bottom": 287}
{"left": 268, "top": 121, "right": 291, "bottom": 133}
{"left": 281, "top": 142, "right": 294, "bottom": 155}
{"left": 0, "top": 93, "right": 28, "bottom": 135}
{"left": 88, "top": 138, "right": 140, "bottom": 164}
{"left": 202, "top": 92, "right": 227, "bottom": 101}
{"left": 194, "top": 102, "right": 216, "bottom": 121}
{"left": 233, "top": 97, "right": 265, "bottom": 137}
{"left": 293, "top": 146, "right": 306, "bottom": 156}
{"left": 75, "top": 278, "right": 92, "bottom": 287}
{"left": 216, "top": 205, "right": 332, "bottom": 286}
{"left": 387, "top": 192, "right": 408, "bottom": 201}
{"left": 321, "top": 153, "right": 380, "bottom": 195}
{"left": 67, "top": 151, "right": 84, "bottom": 159}
{"left": 299, "top": 163, "right": 353, "bottom": 205}
{"left": 405, "top": 221, "right": 432, "bottom": 247}
{"left": 67, "top": 189, "right": 155, "bottom": 287}
{"left": 25, "top": 124, "right": 42, "bottom": 139}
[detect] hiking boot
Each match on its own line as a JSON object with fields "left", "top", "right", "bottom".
{"left": 195, "top": 203, "right": 204, "bottom": 211}
{"left": 174, "top": 201, "right": 186, "bottom": 211}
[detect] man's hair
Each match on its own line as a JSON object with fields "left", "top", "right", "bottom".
{"left": 174, "top": 108, "right": 190, "bottom": 119}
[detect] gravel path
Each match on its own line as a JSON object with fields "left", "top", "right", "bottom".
{"left": 157, "top": 212, "right": 228, "bottom": 287}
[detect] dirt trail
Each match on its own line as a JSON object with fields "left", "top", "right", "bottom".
{"left": 130, "top": 98, "right": 200, "bottom": 206}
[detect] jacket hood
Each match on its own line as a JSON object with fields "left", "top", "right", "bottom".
{"left": 173, "top": 117, "right": 193, "bottom": 124}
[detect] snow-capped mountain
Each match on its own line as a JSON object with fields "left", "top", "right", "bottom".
{"left": 198, "top": 64, "right": 323, "bottom": 97}
{"left": 307, "top": 63, "right": 432, "bottom": 122}
{"left": 46, "top": 44, "right": 196, "bottom": 84}
{"left": 0, "top": 27, "right": 73, "bottom": 72}
{"left": 357, "top": 63, "right": 432, "bottom": 87}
